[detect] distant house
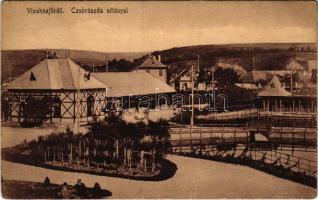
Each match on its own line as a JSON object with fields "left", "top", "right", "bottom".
{"left": 169, "top": 68, "right": 208, "bottom": 92}
{"left": 236, "top": 70, "right": 292, "bottom": 90}
{"left": 170, "top": 69, "right": 192, "bottom": 91}
{"left": 4, "top": 59, "right": 108, "bottom": 126}
{"left": 237, "top": 71, "right": 273, "bottom": 90}
{"left": 135, "top": 55, "right": 168, "bottom": 83}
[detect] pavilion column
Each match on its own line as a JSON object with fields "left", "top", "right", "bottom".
{"left": 292, "top": 99, "right": 295, "bottom": 113}
{"left": 263, "top": 99, "right": 266, "bottom": 112}
{"left": 298, "top": 99, "right": 301, "bottom": 113}
{"left": 267, "top": 99, "right": 270, "bottom": 112}
{"left": 274, "top": 99, "right": 277, "bottom": 112}
{"left": 279, "top": 99, "right": 282, "bottom": 112}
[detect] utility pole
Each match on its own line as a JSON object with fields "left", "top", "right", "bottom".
{"left": 253, "top": 56, "right": 255, "bottom": 71}
{"left": 190, "top": 64, "right": 194, "bottom": 153}
{"left": 197, "top": 55, "right": 200, "bottom": 72}
{"left": 8, "top": 64, "right": 11, "bottom": 81}
{"left": 191, "top": 64, "right": 194, "bottom": 127}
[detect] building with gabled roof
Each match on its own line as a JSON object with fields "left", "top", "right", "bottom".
{"left": 92, "top": 71, "right": 175, "bottom": 123}
{"left": 4, "top": 59, "right": 108, "bottom": 126}
{"left": 135, "top": 55, "right": 168, "bottom": 83}
{"left": 168, "top": 66, "right": 208, "bottom": 91}
{"left": 92, "top": 71, "right": 175, "bottom": 97}
{"left": 237, "top": 70, "right": 293, "bottom": 90}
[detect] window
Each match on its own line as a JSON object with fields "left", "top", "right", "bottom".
{"left": 30, "top": 72, "right": 36, "bottom": 81}
{"left": 159, "top": 69, "right": 163, "bottom": 77}
{"left": 87, "top": 95, "right": 95, "bottom": 116}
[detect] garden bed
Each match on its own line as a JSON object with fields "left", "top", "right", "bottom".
{"left": 2, "top": 147, "right": 177, "bottom": 181}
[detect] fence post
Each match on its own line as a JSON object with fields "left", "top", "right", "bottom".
{"left": 210, "top": 127, "right": 213, "bottom": 147}
{"left": 234, "top": 127, "right": 237, "bottom": 144}
{"left": 200, "top": 126, "right": 202, "bottom": 146}
{"left": 292, "top": 127, "right": 295, "bottom": 155}
{"left": 307, "top": 159, "right": 310, "bottom": 176}
{"left": 179, "top": 127, "right": 182, "bottom": 153}
{"left": 304, "top": 130, "right": 307, "bottom": 152}
{"left": 280, "top": 127, "right": 283, "bottom": 151}
{"left": 222, "top": 124, "right": 224, "bottom": 144}
{"left": 297, "top": 158, "right": 300, "bottom": 173}
{"left": 144, "top": 158, "right": 147, "bottom": 173}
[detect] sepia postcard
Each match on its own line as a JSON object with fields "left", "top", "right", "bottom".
{"left": 1, "top": 0, "right": 317, "bottom": 199}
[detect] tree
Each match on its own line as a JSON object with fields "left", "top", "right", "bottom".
{"left": 214, "top": 68, "right": 239, "bottom": 87}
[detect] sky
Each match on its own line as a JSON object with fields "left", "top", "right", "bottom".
{"left": 2, "top": 1, "right": 317, "bottom": 52}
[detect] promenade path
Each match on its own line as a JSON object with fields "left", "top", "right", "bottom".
{"left": 2, "top": 156, "right": 316, "bottom": 198}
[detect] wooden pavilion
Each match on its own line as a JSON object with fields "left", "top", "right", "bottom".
{"left": 257, "top": 76, "right": 316, "bottom": 115}
{"left": 4, "top": 59, "right": 108, "bottom": 126}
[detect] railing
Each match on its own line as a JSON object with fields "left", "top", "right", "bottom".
{"left": 250, "top": 149, "right": 317, "bottom": 177}
{"left": 169, "top": 126, "right": 317, "bottom": 151}
{"left": 270, "top": 117, "right": 316, "bottom": 128}
{"left": 270, "top": 127, "right": 317, "bottom": 149}
{"left": 196, "top": 108, "right": 258, "bottom": 121}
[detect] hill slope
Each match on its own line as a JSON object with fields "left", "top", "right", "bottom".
{"left": 153, "top": 43, "right": 316, "bottom": 79}
{"left": 1, "top": 49, "right": 148, "bottom": 82}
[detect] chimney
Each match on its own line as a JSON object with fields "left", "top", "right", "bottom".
{"left": 158, "top": 55, "right": 161, "bottom": 63}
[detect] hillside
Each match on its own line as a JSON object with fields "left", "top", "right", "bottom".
{"left": 2, "top": 43, "right": 316, "bottom": 83}
{"left": 153, "top": 43, "right": 317, "bottom": 78}
{"left": 1, "top": 49, "right": 148, "bottom": 83}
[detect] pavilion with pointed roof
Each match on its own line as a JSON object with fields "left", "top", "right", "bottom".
{"left": 257, "top": 75, "right": 316, "bottom": 114}
{"left": 4, "top": 59, "right": 109, "bottom": 125}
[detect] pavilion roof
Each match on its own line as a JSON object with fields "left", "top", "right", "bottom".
{"left": 258, "top": 75, "right": 292, "bottom": 97}
{"left": 5, "top": 59, "right": 108, "bottom": 90}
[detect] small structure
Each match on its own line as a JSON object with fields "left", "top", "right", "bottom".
{"left": 4, "top": 59, "right": 108, "bottom": 126}
{"left": 135, "top": 55, "right": 168, "bottom": 83}
{"left": 169, "top": 68, "right": 207, "bottom": 91}
{"left": 170, "top": 69, "right": 193, "bottom": 91}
